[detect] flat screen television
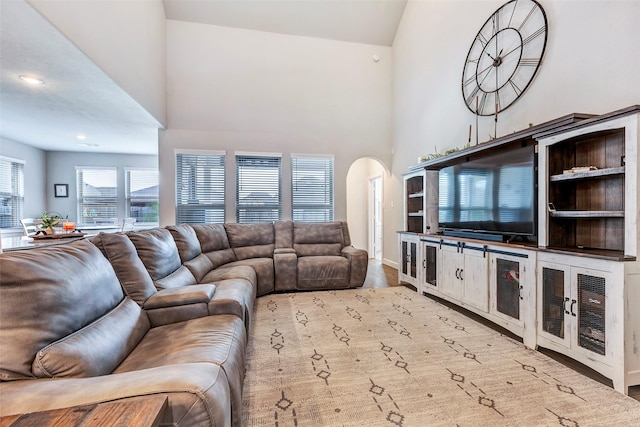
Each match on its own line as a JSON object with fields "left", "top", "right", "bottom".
{"left": 438, "top": 145, "right": 536, "bottom": 241}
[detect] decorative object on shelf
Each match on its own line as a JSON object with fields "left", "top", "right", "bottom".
{"left": 462, "top": 0, "right": 548, "bottom": 117}
{"left": 38, "top": 211, "right": 63, "bottom": 235}
{"left": 54, "top": 183, "right": 68, "bottom": 198}
{"left": 563, "top": 166, "right": 598, "bottom": 174}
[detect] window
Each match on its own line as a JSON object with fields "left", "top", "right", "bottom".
{"left": 76, "top": 167, "right": 118, "bottom": 224}
{"left": 0, "top": 156, "right": 24, "bottom": 228}
{"left": 126, "top": 169, "right": 159, "bottom": 225}
{"left": 236, "top": 155, "right": 281, "bottom": 223}
{"left": 291, "top": 155, "right": 334, "bottom": 222}
{"left": 176, "top": 152, "right": 225, "bottom": 224}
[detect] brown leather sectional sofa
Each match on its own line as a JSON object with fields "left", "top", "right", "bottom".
{"left": 0, "top": 221, "right": 368, "bottom": 426}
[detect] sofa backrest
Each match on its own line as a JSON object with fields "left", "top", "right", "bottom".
{"left": 292, "top": 221, "right": 346, "bottom": 257}
{"left": 166, "top": 224, "right": 215, "bottom": 283}
{"left": 224, "top": 222, "right": 275, "bottom": 260}
{"left": 191, "top": 224, "right": 237, "bottom": 269}
{"left": 0, "top": 240, "right": 147, "bottom": 381}
{"left": 127, "top": 228, "right": 197, "bottom": 290}
{"left": 92, "top": 232, "right": 157, "bottom": 305}
{"left": 166, "top": 224, "right": 201, "bottom": 263}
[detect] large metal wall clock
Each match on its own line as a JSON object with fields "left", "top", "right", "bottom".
{"left": 462, "top": 0, "right": 548, "bottom": 116}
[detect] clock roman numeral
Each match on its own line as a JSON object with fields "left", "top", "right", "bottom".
{"left": 478, "top": 92, "right": 488, "bottom": 114}
{"left": 465, "top": 85, "right": 481, "bottom": 106}
{"left": 509, "top": 80, "right": 523, "bottom": 96}
{"left": 476, "top": 32, "right": 489, "bottom": 47}
{"left": 519, "top": 57, "right": 540, "bottom": 67}
{"left": 518, "top": 3, "right": 540, "bottom": 32}
{"left": 507, "top": 0, "right": 519, "bottom": 28}
{"left": 523, "top": 26, "right": 546, "bottom": 45}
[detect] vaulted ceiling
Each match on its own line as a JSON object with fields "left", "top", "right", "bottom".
{"left": 0, "top": 0, "right": 406, "bottom": 154}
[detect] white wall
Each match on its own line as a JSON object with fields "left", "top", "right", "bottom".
{"left": 0, "top": 137, "right": 46, "bottom": 219}
{"left": 46, "top": 151, "right": 158, "bottom": 222}
{"left": 28, "top": 0, "right": 167, "bottom": 126}
{"left": 390, "top": 0, "right": 640, "bottom": 262}
{"left": 159, "top": 21, "right": 392, "bottom": 225}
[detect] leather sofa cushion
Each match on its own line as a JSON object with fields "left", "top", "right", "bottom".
{"left": 143, "top": 285, "right": 216, "bottom": 310}
{"left": 225, "top": 223, "right": 275, "bottom": 261}
{"left": 0, "top": 241, "right": 124, "bottom": 381}
{"left": 32, "top": 298, "right": 149, "bottom": 378}
{"left": 191, "top": 224, "right": 238, "bottom": 269}
{"left": 183, "top": 253, "right": 215, "bottom": 282}
{"left": 222, "top": 259, "right": 274, "bottom": 296}
{"left": 0, "top": 364, "right": 232, "bottom": 427}
{"left": 192, "top": 224, "right": 232, "bottom": 252}
{"left": 274, "top": 220, "right": 293, "bottom": 248}
{"left": 91, "top": 232, "right": 157, "bottom": 305}
{"left": 153, "top": 265, "right": 197, "bottom": 290}
{"left": 297, "top": 255, "right": 350, "bottom": 289}
{"left": 167, "top": 224, "right": 202, "bottom": 263}
{"left": 201, "top": 265, "right": 257, "bottom": 286}
{"left": 293, "top": 222, "right": 344, "bottom": 256}
{"left": 128, "top": 228, "right": 182, "bottom": 281}
{"left": 114, "top": 314, "right": 246, "bottom": 427}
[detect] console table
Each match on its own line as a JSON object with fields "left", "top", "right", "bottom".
{"left": 0, "top": 395, "right": 168, "bottom": 427}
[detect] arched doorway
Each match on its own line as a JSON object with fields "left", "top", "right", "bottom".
{"left": 346, "top": 157, "right": 389, "bottom": 261}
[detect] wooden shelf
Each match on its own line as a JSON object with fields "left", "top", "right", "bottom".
{"left": 550, "top": 166, "right": 625, "bottom": 182}
{"left": 549, "top": 210, "right": 624, "bottom": 218}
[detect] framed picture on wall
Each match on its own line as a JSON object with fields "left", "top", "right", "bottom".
{"left": 54, "top": 184, "right": 69, "bottom": 198}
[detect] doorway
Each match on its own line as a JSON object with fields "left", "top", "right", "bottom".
{"left": 369, "top": 175, "right": 383, "bottom": 261}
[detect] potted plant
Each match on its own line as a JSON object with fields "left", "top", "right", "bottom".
{"left": 39, "top": 211, "right": 62, "bottom": 235}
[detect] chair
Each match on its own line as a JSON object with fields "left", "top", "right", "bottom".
{"left": 20, "top": 218, "right": 42, "bottom": 237}
{"left": 121, "top": 217, "right": 136, "bottom": 232}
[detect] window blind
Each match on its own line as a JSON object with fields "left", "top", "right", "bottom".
{"left": 76, "top": 167, "right": 118, "bottom": 224}
{"left": 176, "top": 153, "right": 225, "bottom": 224}
{"left": 0, "top": 157, "right": 24, "bottom": 228}
{"left": 291, "top": 156, "right": 334, "bottom": 222}
{"left": 126, "top": 169, "right": 159, "bottom": 224}
{"left": 236, "top": 155, "right": 281, "bottom": 223}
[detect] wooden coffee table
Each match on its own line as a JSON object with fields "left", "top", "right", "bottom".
{"left": 0, "top": 395, "right": 167, "bottom": 427}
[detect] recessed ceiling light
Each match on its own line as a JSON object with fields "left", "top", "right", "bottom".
{"left": 18, "top": 75, "right": 45, "bottom": 85}
{"left": 77, "top": 134, "right": 86, "bottom": 140}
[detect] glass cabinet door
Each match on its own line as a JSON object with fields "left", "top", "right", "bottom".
{"left": 576, "top": 273, "right": 606, "bottom": 356}
{"left": 541, "top": 266, "right": 568, "bottom": 340}
{"left": 495, "top": 258, "right": 521, "bottom": 320}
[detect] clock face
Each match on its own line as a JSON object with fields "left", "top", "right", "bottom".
{"left": 462, "top": 0, "right": 548, "bottom": 116}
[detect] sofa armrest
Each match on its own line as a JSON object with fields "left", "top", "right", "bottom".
{"left": 143, "top": 285, "right": 216, "bottom": 327}
{"left": 0, "top": 363, "right": 230, "bottom": 427}
{"left": 143, "top": 285, "right": 216, "bottom": 309}
{"left": 341, "top": 246, "right": 368, "bottom": 287}
{"left": 274, "top": 249, "right": 297, "bottom": 292}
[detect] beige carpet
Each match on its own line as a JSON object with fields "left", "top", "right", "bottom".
{"left": 242, "top": 287, "right": 640, "bottom": 426}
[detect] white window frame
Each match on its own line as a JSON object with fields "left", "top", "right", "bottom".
{"left": 291, "top": 154, "right": 334, "bottom": 222}
{"left": 235, "top": 152, "right": 282, "bottom": 224}
{"left": 175, "top": 150, "right": 226, "bottom": 224}
{"left": 125, "top": 168, "right": 159, "bottom": 226}
{"left": 76, "top": 166, "right": 118, "bottom": 225}
{"left": 0, "top": 156, "right": 25, "bottom": 228}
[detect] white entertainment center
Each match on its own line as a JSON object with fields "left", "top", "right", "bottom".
{"left": 398, "top": 106, "right": 640, "bottom": 394}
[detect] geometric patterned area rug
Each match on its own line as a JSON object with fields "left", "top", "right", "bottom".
{"left": 242, "top": 287, "right": 640, "bottom": 426}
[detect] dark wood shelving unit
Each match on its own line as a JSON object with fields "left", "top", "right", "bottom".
{"left": 546, "top": 128, "right": 625, "bottom": 252}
